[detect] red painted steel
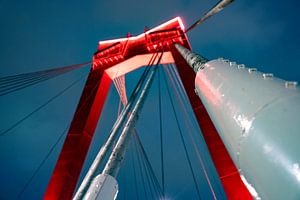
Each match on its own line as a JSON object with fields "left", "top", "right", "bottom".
{"left": 170, "top": 46, "right": 252, "bottom": 200}
{"left": 92, "top": 17, "right": 187, "bottom": 71}
{"left": 44, "top": 69, "right": 112, "bottom": 200}
{"left": 44, "top": 17, "right": 189, "bottom": 200}
{"left": 45, "top": 17, "right": 251, "bottom": 199}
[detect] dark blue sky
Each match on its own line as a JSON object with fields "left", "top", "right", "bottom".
{"left": 0, "top": 0, "right": 300, "bottom": 199}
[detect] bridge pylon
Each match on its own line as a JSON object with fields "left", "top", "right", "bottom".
{"left": 44, "top": 17, "right": 250, "bottom": 200}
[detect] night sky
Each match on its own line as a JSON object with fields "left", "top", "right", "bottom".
{"left": 0, "top": 0, "right": 300, "bottom": 199}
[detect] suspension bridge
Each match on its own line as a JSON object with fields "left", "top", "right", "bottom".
{"left": 1, "top": 0, "right": 300, "bottom": 200}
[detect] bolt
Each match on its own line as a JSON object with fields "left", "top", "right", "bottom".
{"left": 248, "top": 68, "right": 257, "bottom": 73}
{"left": 230, "top": 61, "right": 236, "bottom": 66}
{"left": 263, "top": 73, "right": 273, "bottom": 79}
{"left": 285, "top": 81, "right": 298, "bottom": 89}
{"left": 238, "top": 64, "right": 245, "bottom": 69}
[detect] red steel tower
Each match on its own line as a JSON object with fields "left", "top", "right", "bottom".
{"left": 44, "top": 17, "right": 251, "bottom": 200}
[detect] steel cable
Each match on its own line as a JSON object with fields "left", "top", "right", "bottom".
{"left": 164, "top": 64, "right": 218, "bottom": 199}
{"left": 162, "top": 67, "right": 203, "bottom": 200}
{"left": 0, "top": 62, "right": 90, "bottom": 96}
{"left": 0, "top": 76, "right": 85, "bottom": 137}
{"left": 158, "top": 66, "right": 165, "bottom": 197}
{"left": 132, "top": 129, "right": 164, "bottom": 199}
{"left": 14, "top": 74, "right": 92, "bottom": 199}
{"left": 185, "top": 0, "right": 234, "bottom": 33}
{"left": 133, "top": 134, "right": 150, "bottom": 200}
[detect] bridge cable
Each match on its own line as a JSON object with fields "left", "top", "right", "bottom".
{"left": 0, "top": 76, "right": 85, "bottom": 137}
{"left": 0, "top": 63, "right": 89, "bottom": 97}
{"left": 132, "top": 129, "right": 164, "bottom": 199}
{"left": 127, "top": 61, "right": 164, "bottom": 200}
{"left": 123, "top": 56, "right": 165, "bottom": 200}
{"left": 166, "top": 64, "right": 187, "bottom": 101}
{"left": 15, "top": 73, "right": 103, "bottom": 199}
{"left": 165, "top": 64, "right": 219, "bottom": 199}
{"left": 130, "top": 142, "right": 140, "bottom": 200}
{"left": 158, "top": 65, "right": 165, "bottom": 197}
{"left": 123, "top": 52, "right": 163, "bottom": 199}
{"left": 134, "top": 131, "right": 156, "bottom": 199}
{"left": 16, "top": 125, "right": 70, "bottom": 199}
{"left": 0, "top": 65, "right": 81, "bottom": 86}
{"left": 0, "top": 62, "right": 90, "bottom": 96}
{"left": 185, "top": 0, "right": 234, "bottom": 33}
{"left": 133, "top": 132, "right": 150, "bottom": 200}
{"left": 133, "top": 130, "right": 162, "bottom": 200}
{"left": 0, "top": 62, "right": 90, "bottom": 83}
{"left": 136, "top": 138, "right": 156, "bottom": 200}
{"left": 1, "top": 72, "right": 61, "bottom": 88}
{"left": 162, "top": 67, "right": 203, "bottom": 200}
{"left": 0, "top": 62, "right": 89, "bottom": 96}
{"left": 73, "top": 51, "right": 161, "bottom": 200}
{"left": 0, "top": 74, "right": 64, "bottom": 96}
{"left": 127, "top": 62, "right": 163, "bottom": 199}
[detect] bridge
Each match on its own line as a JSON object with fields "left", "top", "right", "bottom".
{"left": 1, "top": 1, "right": 300, "bottom": 200}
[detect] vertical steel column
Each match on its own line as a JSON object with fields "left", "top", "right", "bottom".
{"left": 44, "top": 69, "right": 112, "bottom": 200}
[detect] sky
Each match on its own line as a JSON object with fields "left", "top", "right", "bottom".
{"left": 0, "top": 0, "right": 300, "bottom": 199}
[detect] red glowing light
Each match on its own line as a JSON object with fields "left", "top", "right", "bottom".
{"left": 98, "top": 17, "right": 185, "bottom": 46}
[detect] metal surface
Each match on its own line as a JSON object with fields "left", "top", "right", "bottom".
{"left": 83, "top": 174, "right": 118, "bottom": 200}
{"left": 103, "top": 57, "right": 161, "bottom": 177}
{"left": 73, "top": 89, "right": 136, "bottom": 199}
{"left": 44, "top": 69, "right": 112, "bottom": 200}
{"left": 83, "top": 56, "right": 161, "bottom": 200}
{"left": 172, "top": 44, "right": 252, "bottom": 199}
{"left": 45, "top": 17, "right": 190, "bottom": 200}
{"left": 177, "top": 44, "right": 300, "bottom": 199}
{"left": 74, "top": 53, "right": 160, "bottom": 200}
{"left": 186, "top": 0, "right": 234, "bottom": 32}
{"left": 175, "top": 44, "right": 208, "bottom": 72}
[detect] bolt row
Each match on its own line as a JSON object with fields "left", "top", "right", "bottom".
{"left": 217, "top": 57, "right": 298, "bottom": 89}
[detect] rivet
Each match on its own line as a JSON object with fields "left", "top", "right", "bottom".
{"left": 230, "top": 61, "right": 236, "bottom": 66}
{"left": 237, "top": 64, "right": 245, "bottom": 69}
{"left": 285, "top": 81, "right": 298, "bottom": 89}
{"left": 263, "top": 73, "right": 273, "bottom": 79}
{"left": 248, "top": 68, "right": 257, "bottom": 73}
